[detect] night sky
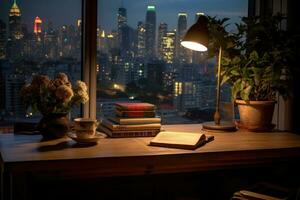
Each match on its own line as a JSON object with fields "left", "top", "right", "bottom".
{"left": 0, "top": 0, "right": 248, "bottom": 32}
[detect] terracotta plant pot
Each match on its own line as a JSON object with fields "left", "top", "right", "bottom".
{"left": 235, "top": 100, "right": 276, "bottom": 132}
{"left": 37, "top": 113, "right": 70, "bottom": 140}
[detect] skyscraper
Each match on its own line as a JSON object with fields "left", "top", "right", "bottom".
{"left": 0, "top": 20, "right": 6, "bottom": 59}
{"left": 145, "top": 5, "right": 156, "bottom": 58}
{"left": 7, "top": 0, "right": 23, "bottom": 60}
{"left": 162, "top": 31, "right": 176, "bottom": 64}
{"left": 8, "top": 0, "right": 22, "bottom": 41}
{"left": 195, "top": 12, "right": 204, "bottom": 22}
{"left": 176, "top": 12, "right": 188, "bottom": 64}
{"left": 44, "top": 22, "right": 58, "bottom": 59}
{"left": 158, "top": 22, "right": 168, "bottom": 60}
{"left": 137, "top": 21, "right": 146, "bottom": 59}
{"left": 117, "top": 7, "right": 127, "bottom": 48}
{"left": 34, "top": 16, "right": 42, "bottom": 34}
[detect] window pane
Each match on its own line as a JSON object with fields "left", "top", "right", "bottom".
{"left": 97, "top": 0, "right": 247, "bottom": 124}
{"left": 0, "top": 0, "right": 82, "bottom": 131}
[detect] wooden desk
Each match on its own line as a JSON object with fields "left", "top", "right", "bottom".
{"left": 1, "top": 124, "right": 300, "bottom": 200}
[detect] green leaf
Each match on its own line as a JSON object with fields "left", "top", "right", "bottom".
{"left": 221, "top": 57, "right": 231, "bottom": 66}
{"left": 221, "top": 75, "right": 230, "bottom": 86}
{"left": 231, "top": 79, "right": 242, "bottom": 100}
{"left": 231, "top": 70, "right": 240, "bottom": 76}
{"left": 232, "top": 56, "right": 241, "bottom": 65}
{"left": 254, "top": 74, "right": 261, "bottom": 86}
{"left": 250, "top": 51, "right": 259, "bottom": 61}
{"left": 240, "top": 85, "right": 252, "bottom": 100}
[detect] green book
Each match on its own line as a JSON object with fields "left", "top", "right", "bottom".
{"left": 101, "top": 119, "right": 161, "bottom": 131}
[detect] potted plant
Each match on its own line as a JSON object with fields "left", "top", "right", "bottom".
{"left": 221, "top": 15, "right": 294, "bottom": 131}
{"left": 21, "top": 73, "right": 89, "bottom": 139}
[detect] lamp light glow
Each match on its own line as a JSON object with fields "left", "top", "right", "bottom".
{"left": 181, "top": 41, "right": 207, "bottom": 52}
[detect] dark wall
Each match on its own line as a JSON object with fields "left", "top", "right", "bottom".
{"left": 288, "top": 1, "right": 300, "bottom": 132}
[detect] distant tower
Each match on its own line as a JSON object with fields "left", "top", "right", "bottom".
{"left": 195, "top": 12, "right": 205, "bottom": 22}
{"left": 137, "top": 21, "right": 146, "bottom": 58}
{"left": 117, "top": 7, "right": 127, "bottom": 47}
{"left": 9, "top": 0, "right": 23, "bottom": 40}
{"left": 0, "top": 20, "right": 6, "bottom": 59}
{"left": 145, "top": 5, "right": 156, "bottom": 59}
{"left": 158, "top": 22, "right": 168, "bottom": 60}
{"left": 177, "top": 12, "right": 188, "bottom": 63}
{"left": 34, "top": 16, "right": 42, "bottom": 34}
{"left": 7, "top": 0, "right": 23, "bottom": 60}
{"left": 162, "top": 31, "right": 176, "bottom": 64}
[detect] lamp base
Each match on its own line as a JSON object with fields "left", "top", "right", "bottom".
{"left": 202, "top": 121, "right": 237, "bottom": 132}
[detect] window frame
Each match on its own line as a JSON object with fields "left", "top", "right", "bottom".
{"left": 82, "top": 0, "right": 97, "bottom": 119}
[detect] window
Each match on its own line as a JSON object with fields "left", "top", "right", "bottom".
{"left": 97, "top": 0, "right": 247, "bottom": 124}
{"left": 0, "top": 0, "right": 82, "bottom": 127}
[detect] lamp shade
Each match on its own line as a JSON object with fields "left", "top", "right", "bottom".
{"left": 181, "top": 15, "right": 209, "bottom": 52}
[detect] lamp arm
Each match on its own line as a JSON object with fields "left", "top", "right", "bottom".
{"left": 214, "top": 46, "right": 222, "bottom": 125}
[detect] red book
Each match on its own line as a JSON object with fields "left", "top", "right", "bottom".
{"left": 115, "top": 102, "right": 156, "bottom": 111}
{"left": 115, "top": 110, "right": 156, "bottom": 118}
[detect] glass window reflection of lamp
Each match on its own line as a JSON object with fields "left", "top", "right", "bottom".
{"left": 181, "top": 14, "right": 236, "bottom": 132}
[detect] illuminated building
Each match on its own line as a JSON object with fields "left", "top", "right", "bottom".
{"left": 158, "top": 22, "right": 168, "bottom": 60}
{"left": 162, "top": 31, "right": 175, "bottom": 64}
{"left": 176, "top": 12, "right": 189, "bottom": 64}
{"left": 137, "top": 21, "right": 146, "bottom": 58}
{"left": 0, "top": 20, "right": 6, "bottom": 59}
{"left": 5, "top": 74, "right": 26, "bottom": 118}
{"left": 134, "top": 59, "right": 145, "bottom": 80}
{"left": 97, "top": 28, "right": 105, "bottom": 51}
{"left": 8, "top": 0, "right": 23, "bottom": 40}
{"left": 106, "top": 30, "right": 118, "bottom": 51}
{"left": 173, "top": 80, "right": 215, "bottom": 112}
{"left": 145, "top": 5, "right": 156, "bottom": 58}
{"left": 34, "top": 16, "right": 42, "bottom": 34}
{"left": 117, "top": 7, "right": 127, "bottom": 47}
{"left": 195, "top": 12, "right": 205, "bottom": 22}
{"left": 7, "top": 0, "right": 23, "bottom": 60}
{"left": 174, "top": 81, "right": 182, "bottom": 97}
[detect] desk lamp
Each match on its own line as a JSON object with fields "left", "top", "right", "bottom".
{"left": 181, "top": 14, "right": 236, "bottom": 132}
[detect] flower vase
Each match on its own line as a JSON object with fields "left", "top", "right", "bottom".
{"left": 38, "top": 113, "right": 70, "bottom": 140}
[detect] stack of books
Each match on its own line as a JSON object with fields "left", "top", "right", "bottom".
{"left": 98, "top": 102, "right": 161, "bottom": 138}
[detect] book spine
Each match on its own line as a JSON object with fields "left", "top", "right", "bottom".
{"left": 110, "top": 130, "right": 160, "bottom": 138}
{"left": 98, "top": 125, "right": 160, "bottom": 137}
{"left": 115, "top": 104, "right": 155, "bottom": 111}
{"left": 116, "top": 111, "right": 156, "bottom": 118}
{"left": 101, "top": 120, "right": 161, "bottom": 131}
{"left": 110, "top": 117, "right": 161, "bottom": 125}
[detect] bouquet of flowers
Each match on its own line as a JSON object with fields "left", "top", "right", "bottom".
{"left": 21, "top": 73, "right": 89, "bottom": 115}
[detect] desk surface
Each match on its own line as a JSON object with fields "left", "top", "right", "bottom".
{"left": 1, "top": 124, "right": 300, "bottom": 177}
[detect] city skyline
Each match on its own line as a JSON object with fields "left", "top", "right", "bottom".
{"left": 0, "top": 0, "right": 232, "bottom": 123}
{"left": 0, "top": 0, "right": 247, "bottom": 32}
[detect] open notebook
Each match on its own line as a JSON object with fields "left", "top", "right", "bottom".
{"left": 149, "top": 131, "right": 214, "bottom": 150}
